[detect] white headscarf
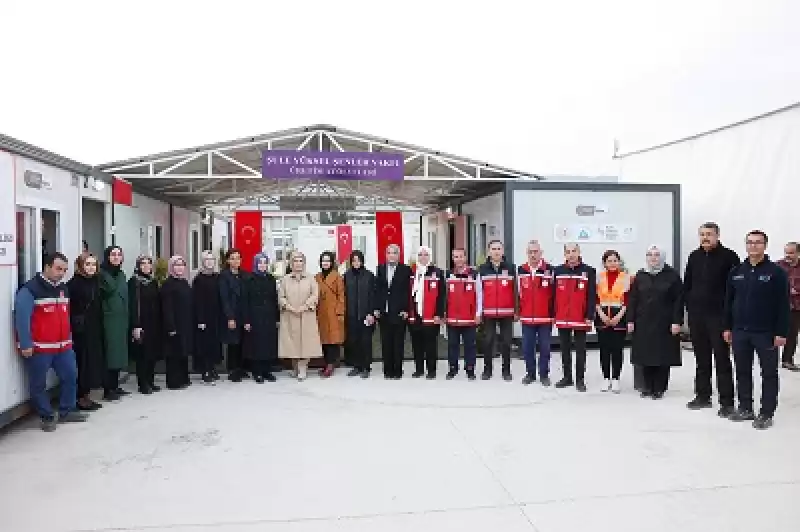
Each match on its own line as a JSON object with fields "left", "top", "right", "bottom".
{"left": 413, "top": 245, "right": 433, "bottom": 314}
{"left": 645, "top": 245, "right": 667, "bottom": 274}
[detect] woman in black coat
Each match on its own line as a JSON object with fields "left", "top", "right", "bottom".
{"left": 343, "top": 250, "right": 377, "bottom": 378}
{"left": 128, "top": 255, "right": 162, "bottom": 394}
{"left": 161, "top": 255, "right": 193, "bottom": 390}
{"left": 243, "top": 253, "right": 280, "bottom": 383}
{"left": 67, "top": 253, "right": 105, "bottom": 411}
{"left": 219, "top": 249, "right": 249, "bottom": 382}
{"left": 193, "top": 251, "right": 222, "bottom": 384}
{"left": 627, "top": 245, "right": 684, "bottom": 399}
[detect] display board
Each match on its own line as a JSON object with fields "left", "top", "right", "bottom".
{"left": 512, "top": 189, "right": 676, "bottom": 274}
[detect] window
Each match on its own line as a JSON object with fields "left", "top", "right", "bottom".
{"left": 16, "top": 207, "right": 36, "bottom": 289}
{"left": 284, "top": 217, "right": 302, "bottom": 230}
{"left": 191, "top": 230, "right": 199, "bottom": 269}
{"left": 154, "top": 226, "right": 163, "bottom": 259}
{"left": 354, "top": 235, "right": 367, "bottom": 253}
{"left": 478, "top": 223, "right": 487, "bottom": 257}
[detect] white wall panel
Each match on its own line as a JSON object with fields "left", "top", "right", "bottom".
{"left": 461, "top": 192, "right": 504, "bottom": 264}
{"left": 618, "top": 104, "right": 800, "bottom": 269}
{"left": 113, "top": 194, "right": 170, "bottom": 276}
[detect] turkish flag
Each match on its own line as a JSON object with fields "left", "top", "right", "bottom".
{"left": 336, "top": 225, "right": 352, "bottom": 264}
{"left": 234, "top": 210, "right": 262, "bottom": 272}
{"left": 112, "top": 177, "right": 133, "bottom": 206}
{"left": 375, "top": 211, "right": 404, "bottom": 265}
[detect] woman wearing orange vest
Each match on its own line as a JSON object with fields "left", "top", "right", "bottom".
{"left": 595, "top": 250, "right": 630, "bottom": 393}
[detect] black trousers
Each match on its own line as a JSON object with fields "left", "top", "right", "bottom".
{"left": 136, "top": 358, "right": 156, "bottom": 390}
{"left": 558, "top": 328, "right": 587, "bottom": 382}
{"left": 689, "top": 313, "right": 734, "bottom": 406}
{"left": 346, "top": 324, "right": 374, "bottom": 371}
{"left": 250, "top": 359, "right": 275, "bottom": 377}
{"left": 322, "top": 344, "right": 340, "bottom": 365}
{"left": 733, "top": 330, "right": 779, "bottom": 417}
{"left": 482, "top": 317, "right": 513, "bottom": 373}
{"left": 380, "top": 320, "right": 407, "bottom": 377}
{"left": 103, "top": 369, "right": 120, "bottom": 394}
{"left": 782, "top": 310, "right": 800, "bottom": 364}
{"left": 410, "top": 322, "right": 439, "bottom": 374}
{"left": 166, "top": 357, "right": 190, "bottom": 389}
{"left": 597, "top": 328, "right": 625, "bottom": 379}
{"left": 226, "top": 343, "right": 248, "bottom": 375}
{"left": 642, "top": 365, "right": 670, "bottom": 394}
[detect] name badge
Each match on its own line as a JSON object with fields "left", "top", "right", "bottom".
{"left": 542, "top": 280, "right": 549, "bottom": 287}
{"left": 466, "top": 284, "right": 472, "bottom": 291}
{"left": 449, "top": 284, "right": 455, "bottom": 292}
{"left": 431, "top": 282, "right": 437, "bottom": 289}
{"left": 578, "top": 282, "right": 584, "bottom": 289}
{"left": 501, "top": 280, "right": 508, "bottom": 286}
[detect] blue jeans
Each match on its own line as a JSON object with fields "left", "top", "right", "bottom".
{"left": 447, "top": 326, "right": 477, "bottom": 370}
{"left": 732, "top": 330, "right": 779, "bottom": 417}
{"left": 522, "top": 324, "right": 552, "bottom": 378}
{"left": 24, "top": 350, "right": 78, "bottom": 420}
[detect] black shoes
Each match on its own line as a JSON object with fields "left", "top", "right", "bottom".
{"left": 360, "top": 370, "right": 370, "bottom": 379}
{"left": 347, "top": 368, "right": 361, "bottom": 377}
{"left": 554, "top": 378, "right": 573, "bottom": 389}
{"left": 264, "top": 373, "right": 277, "bottom": 382}
{"left": 150, "top": 384, "right": 162, "bottom": 392}
{"left": 426, "top": 373, "right": 436, "bottom": 380}
{"left": 201, "top": 372, "right": 214, "bottom": 384}
{"left": 502, "top": 369, "right": 512, "bottom": 382}
{"left": 575, "top": 381, "right": 587, "bottom": 393}
{"left": 254, "top": 375, "right": 265, "bottom": 384}
{"left": 521, "top": 374, "right": 536, "bottom": 385}
{"left": 466, "top": 368, "right": 476, "bottom": 381}
{"left": 782, "top": 362, "right": 800, "bottom": 372}
{"left": 729, "top": 408, "right": 756, "bottom": 422}
{"left": 687, "top": 397, "right": 713, "bottom": 410}
{"left": 446, "top": 368, "right": 458, "bottom": 380}
{"left": 481, "top": 370, "right": 492, "bottom": 381}
{"left": 753, "top": 414, "right": 774, "bottom": 430}
{"left": 640, "top": 390, "right": 652, "bottom": 398}
{"left": 412, "top": 370, "right": 424, "bottom": 378}
{"left": 115, "top": 388, "right": 131, "bottom": 397}
{"left": 651, "top": 391, "right": 664, "bottom": 400}
{"left": 540, "top": 376, "right": 551, "bottom": 387}
{"left": 139, "top": 387, "right": 153, "bottom": 395}
{"left": 717, "top": 405, "right": 735, "bottom": 419}
{"left": 103, "top": 390, "right": 121, "bottom": 401}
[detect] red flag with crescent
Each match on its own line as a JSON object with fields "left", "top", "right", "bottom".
{"left": 375, "top": 211, "right": 404, "bottom": 265}
{"left": 234, "top": 210, "right": 262, "bottom": 272}
{"left": 336, "top": 225, "right": 353, "bottom": 264}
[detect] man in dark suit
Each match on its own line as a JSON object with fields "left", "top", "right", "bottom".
{"left": 375, "top": 244, "right": 412, "bottom": 379}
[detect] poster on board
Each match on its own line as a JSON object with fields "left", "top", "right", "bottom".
{"left": 0, "top": 152, "right": 16, "bottom": 266}
{"left": 554, "top": 223, "right": 636, "bottom": 244}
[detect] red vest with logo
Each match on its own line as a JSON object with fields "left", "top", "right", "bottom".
{"left": 24, "top": 275, "right": 73, "bottom": 354}
{"left": 554, "top": 266, "right": 592, "bottom": 330}
{"left": 518, "top": 262, "right": 554, "bottom": 325}
{"left": 408, "top": 265, "right": 442, "bottom": 325}
{"left": 446, "top": 268, "right": 478, "bottom": 326}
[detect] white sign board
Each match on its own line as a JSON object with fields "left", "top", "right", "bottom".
{"left": 0, "top": 152, "right": 16, "bottom": 265}
{"left": 554, "top": 223, "right": 637, "bottom": 244}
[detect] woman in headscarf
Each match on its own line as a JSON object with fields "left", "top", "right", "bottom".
{"left": 343, "top": 250, "right": 377, "bottom": 378}
{"left": 128, "top": 255, "right": 162, "bottom": 394}
{"left": 67, "top": 253, "right": 105, "bottom": 410}
{"left": 160, "top": 255, "right": 193, "bottom": 389}
{"left": 627, "top": 245, "right": 684, "bottom": 399}
{"left": 278, "top": 251, "right": 322, "bottom": 381}
{"left": 243, "top": 253, "right": 280, "bottom": 383}
{"left": 315, "top": 251, "right": 346, "bottom": 377}
{"left": 193, "top": 251, "right": 222, "bottom": 384}
{"left": 99, "top": 245, "right": 129, "bottom": 401}
{"left": 219, "top": 249, "right": 249, "bottom": 382}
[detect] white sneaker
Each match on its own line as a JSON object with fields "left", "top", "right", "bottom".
{"left": 611, "top": 379, "right": 621, "bottom": 394}
{"left": 601, "top": 379, "right": 611, "bottom": 392}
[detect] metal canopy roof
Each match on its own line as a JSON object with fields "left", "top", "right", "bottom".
{"left": 97, "top": 125, "right": 540, "bottom": 213}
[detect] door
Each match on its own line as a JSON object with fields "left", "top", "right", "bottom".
{"left": 16, "top": 207, "right": 36, "bottom": 290}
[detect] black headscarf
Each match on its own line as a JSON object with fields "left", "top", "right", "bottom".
{"left": 134, "top": 255, "right": 155, "bottom": 285}
{"left": 319, "top": 251, "right": 336, "bottom": 278}
{"left": 100, "top": 246, "right": 123, "bottom": 277}
{"left": 349, "top": 250, "right": 365, "bottom": 275}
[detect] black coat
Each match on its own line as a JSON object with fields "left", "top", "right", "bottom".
{"left": 683, "top": 243, "right": 740, "bottom": 316}
{"left": 374, "top": 263, "right": 411, "bottom": 323}
{"left": 242, "top": 273, "right": 280, "bottom": 361}
{"left": 193, "top": 272, "right": 222, "bottom": 365}
{"left": 67, "top": 274, "right": 105, "bottom": 389}
{"left": 219, "top": 269, "right": 246, "bottom": 345}
{"left": 161, "top": 277, "right": 193, "bottom": 358}
{"left": 628, "top": 266, "right": 684, "bottom": 367}
{"left": 345, "top": 267, "right": 377, "bottom": 330}
{"left": 128, "top": 275, "right": 162, "bottom": 362}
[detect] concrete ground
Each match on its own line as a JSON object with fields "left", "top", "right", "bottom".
{"left": 1, "top": 349, "right": 799, "bottom": 532}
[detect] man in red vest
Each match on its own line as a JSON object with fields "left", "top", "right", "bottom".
{"left": 553, "top": 243, "right": 597, "bottom": 392}
{"left": 14, "top": 252, "right": 89, "bottom": 431}
{"left": 478, "top": 240, "right": 518, "bottom": 381}
{"left": 445, "top": 248, "right": 481, "bottom": 380}
{"left": 409, "top": 246, "right": 446, "bottom": 378}
{"left": 517, "top": 240, "right": 555, "bottom": 386}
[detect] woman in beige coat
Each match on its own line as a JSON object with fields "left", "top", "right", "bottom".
{"left": 278, "top": 251, "right": 323, "bottom": 380}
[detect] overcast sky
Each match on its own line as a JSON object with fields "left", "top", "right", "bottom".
{"left": 2, "top": 0, "right": 799, "bottom": 176}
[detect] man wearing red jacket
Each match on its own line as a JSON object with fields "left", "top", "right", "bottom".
{"left": 445, "top": 248, "right": 482, "bottom": 380}
{"left": 517, "top": 240, "right": 555, "bottom": 386}
{"left": 478, "top": 240, "right": 517, "bottom": 381}
{"left": 408, "top": 246, "right": 446, "bottom": 379}
{"left": 553, "top": 243, "right": 597, "bottom": 392}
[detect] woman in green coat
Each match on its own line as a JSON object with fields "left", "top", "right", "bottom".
{"left": 100, "top": 245, "right": 130, "bottom": 401}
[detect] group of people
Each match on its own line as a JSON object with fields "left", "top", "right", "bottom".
{"left": 13, "top": 222, "right": 798, "bottom": 432}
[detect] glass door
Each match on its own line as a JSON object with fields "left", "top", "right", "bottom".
{"left": 16, "top": 207, "right": 36, "bottom": 290}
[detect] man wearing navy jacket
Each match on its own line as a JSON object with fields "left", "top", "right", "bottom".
{"left": 723, "top": 230, "right": 790, "bottom": 430}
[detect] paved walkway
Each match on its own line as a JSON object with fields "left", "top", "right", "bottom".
{"left": 1, "top": 350, "right": 799, "bottom": 532}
